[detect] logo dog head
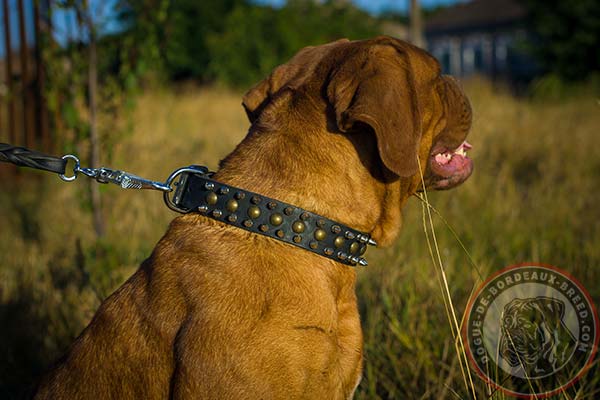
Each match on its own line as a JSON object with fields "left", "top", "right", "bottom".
{"left": 499, "top": 297, "right": 576, "bottom": 377}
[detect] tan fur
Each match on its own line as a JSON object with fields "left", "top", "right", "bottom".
{"left": 33, "top": 36, "right": 472, "bottom": 399}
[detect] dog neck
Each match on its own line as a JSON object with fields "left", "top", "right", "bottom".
{"left": 213, "top": 93, "right": 411, "bottom": 247}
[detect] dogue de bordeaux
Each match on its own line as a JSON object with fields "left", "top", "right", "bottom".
{"left": 34, "top": 36, "right": 473, "bottom": 399}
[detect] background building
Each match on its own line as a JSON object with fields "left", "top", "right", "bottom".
{"left": 425, "top": 0, "right": 539, "bottom": 83}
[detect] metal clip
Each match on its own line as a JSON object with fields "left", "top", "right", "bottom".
{"left": 94, "top": 167, "right": 172, "bottom": 192}
{"left": 59, "top": 154, "right": 172, "bottom": 192}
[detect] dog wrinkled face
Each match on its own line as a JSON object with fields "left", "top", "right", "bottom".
{"left": 242, "top": 36, "right": 474, "bottom": 191}
{"left": 322, "top": 36, "right": 474, "bottom": 191}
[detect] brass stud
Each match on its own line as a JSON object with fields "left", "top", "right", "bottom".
{"left": 204, "top": 182, "right": 215, "bottom": 190}
{"left": 251, "top": 196, "right": 261, "bottom": 204}
{"left": 267, "top": 201, "right": 277, "bottom": 210}
{"left": 293, "top": 235, "right": 302, "bottom": 243}
{"left": 218, "top": 187, "right": 230, "bottom": 195}
{"left": 198, "top": 205, "right": 209, "bottom": 213}
{"left": 300, "top": 212, "right": 310, "bottom": 220}
{"left": 234, "top": 192, "right": 245, "bottom": 200}
{"left": 334, "top": 236, "right": 345, "bottom": 248}
{"left": 324, "top": 248, "right": 334, "bottom": 256}
{"left": 314, "top": 229, "right": 327, "bottom": 241}
{"left": 227, "top": 214, "right": 238, "bottom": 223}
{"left": 309, "top": 241, "right": 318, "bottom": 249}
{"left": 316, "top": 219, "right": 326, "bottom": 228}
{"left": 345, "top": 231, "right": 356, "bottom": 240}
{"left": 270, "top": 213, "right": 283, "bottom": 226}
{"left": 243, "top": 220, "right": 253, "bottom": 228}
{"left": 212, "top": 210, "right": 222, "bottom": 218}
{"left": 292, "top": 221, "right": 305, "bottom": 233}
{"left": 206, "top": 192, "right": 218, "bottom": 205}
{"left": 276, "top": 229, "right": 285, "bottom": 238}
{"left": 284, "top": 207, "right": 294, "bottom": 216}
{"left": 359, "top": 245, "right": 367, "bottom": 255}
{"left": 350, "top": 242, "right": 360, "bottom": 254}
{"left": 247, "top": 206, "right": 261, "bottom": 219}
{"left": 226, "top": 199, "right": 239, "bottom": 213}
{"left": 259, "top": 224, "right": 268, "bottom": 232}
{"left": 331, "top": 225, "right": 341, "bottom": 234}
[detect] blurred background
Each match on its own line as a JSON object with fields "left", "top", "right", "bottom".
{"left": 0, "top": 0, "right": 599, "bottom": 398}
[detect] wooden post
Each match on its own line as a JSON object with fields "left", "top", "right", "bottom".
{"left": 80, "top": 0, "right": 105, "bottom": 238}
{"left": 18, "top": 0, "right": 35, "bottom": 148}
{"left": 34, "top": 0, "right": 50, "bottom": 151}
{"left": 3, "top": 0, "right": 16, "bottom": 145}
{"left": 409, "top": 0, "right": 425, "bottom": 49}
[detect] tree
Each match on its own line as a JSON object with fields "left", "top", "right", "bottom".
{"left": 206, "top": 0, "right": 381, "bottom": 88}
{"left": 523, "top": 0, "right": 600, "bottom": 81}
{"left": 162, "top": 0, "right": 244, "bottom": 80}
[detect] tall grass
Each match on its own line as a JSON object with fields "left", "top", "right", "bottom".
{"left": 1, "top": 80, "right": 599, "bottom": 399}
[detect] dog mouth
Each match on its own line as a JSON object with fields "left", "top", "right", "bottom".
{"left": 425, "top": 141, "right": 473, "bottom": 190}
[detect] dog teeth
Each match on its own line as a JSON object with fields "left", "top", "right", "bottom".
{"left": 434, "top": 142, "right": 470, "bottom": 165}
{"left": 454, "top": 148, "right": 466, "bottom": 157}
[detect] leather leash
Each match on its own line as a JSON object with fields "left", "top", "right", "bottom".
{"left": 0, "top": 143, "right": 376, "bottom": 266}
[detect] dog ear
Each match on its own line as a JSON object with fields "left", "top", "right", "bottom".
{"left": 242, "top": 64, "right": 298, "bottom": 123}
{"left": 327, "top": 43, "right": 422, "bottom": 177}
{"left": 243, "top": 40, "right": 351, "bottom": 123}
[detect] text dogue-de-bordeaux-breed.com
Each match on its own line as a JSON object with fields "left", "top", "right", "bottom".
{"left": 34, "top": 36, "right": 473, "bottom": 400}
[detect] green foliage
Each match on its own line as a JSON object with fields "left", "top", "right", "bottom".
{"left": 529, "top": 72, "right": 600, "bottom": 100}
{"left": 205, "top": 1, "right": 381, "bottom": 87}
{"left": 163, "top": 0, "right": 245, "bottom": 80}
{"left": 523, "top": 0, "right": 600, "bottom": 81}
{"left": 43, "top": 1, "right": 161, "bottom": 156}
{"left": 121, "top": 0, "right": 381, "bottom": 87}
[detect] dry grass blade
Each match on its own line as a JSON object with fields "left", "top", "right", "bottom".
{"left": 416, "top": 157, "right": 478, "bottom": 399}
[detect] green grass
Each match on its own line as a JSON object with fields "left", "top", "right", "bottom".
{"left": 1, "top": 80, "right": 599, "bottom": 399}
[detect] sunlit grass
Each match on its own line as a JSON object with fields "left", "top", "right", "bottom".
{"left": 1, "top": 80, "right": 599, "bottom": 399}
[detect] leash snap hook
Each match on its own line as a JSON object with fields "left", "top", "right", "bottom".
{"left": 94, "top": 167, "right": 172, "bottom": 192}
{"left": 59, "top": 154, "right": 172, "bottom": 193}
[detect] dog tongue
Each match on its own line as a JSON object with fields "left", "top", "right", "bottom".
{"left": 434, "top": 153, "right": 450, "bottom": 165}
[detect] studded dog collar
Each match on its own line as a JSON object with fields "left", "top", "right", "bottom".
{"left": 165, "top": 166, "right": 376, "bottom": 266}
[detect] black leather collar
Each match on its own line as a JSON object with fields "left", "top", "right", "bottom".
{"left": 168, "top": 167, "right": 375, "bottom": 266}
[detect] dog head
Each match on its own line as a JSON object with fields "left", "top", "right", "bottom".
{"left": 499, "top": 297, "right": 576, "bottom": 376}
{"left": 240, "top": 36, "right": 473, "bottom": 245}
{"left": 242, "top": 36, "right": 473, "bottom": 191}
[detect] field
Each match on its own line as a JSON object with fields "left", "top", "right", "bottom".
{"left": 1, "top": 80, "right": 599, "bottom": 399}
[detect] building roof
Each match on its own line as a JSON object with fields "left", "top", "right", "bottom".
{"left": 425, "top": 0, "right": 528, "bottom": 34}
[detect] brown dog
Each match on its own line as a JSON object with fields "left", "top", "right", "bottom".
{"left": 33, "top": 36, "right": 473, "bottom": 399}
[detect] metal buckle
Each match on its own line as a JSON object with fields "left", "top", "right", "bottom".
{"left": 163, "top": 165, "right": 210, "bottom": 213}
